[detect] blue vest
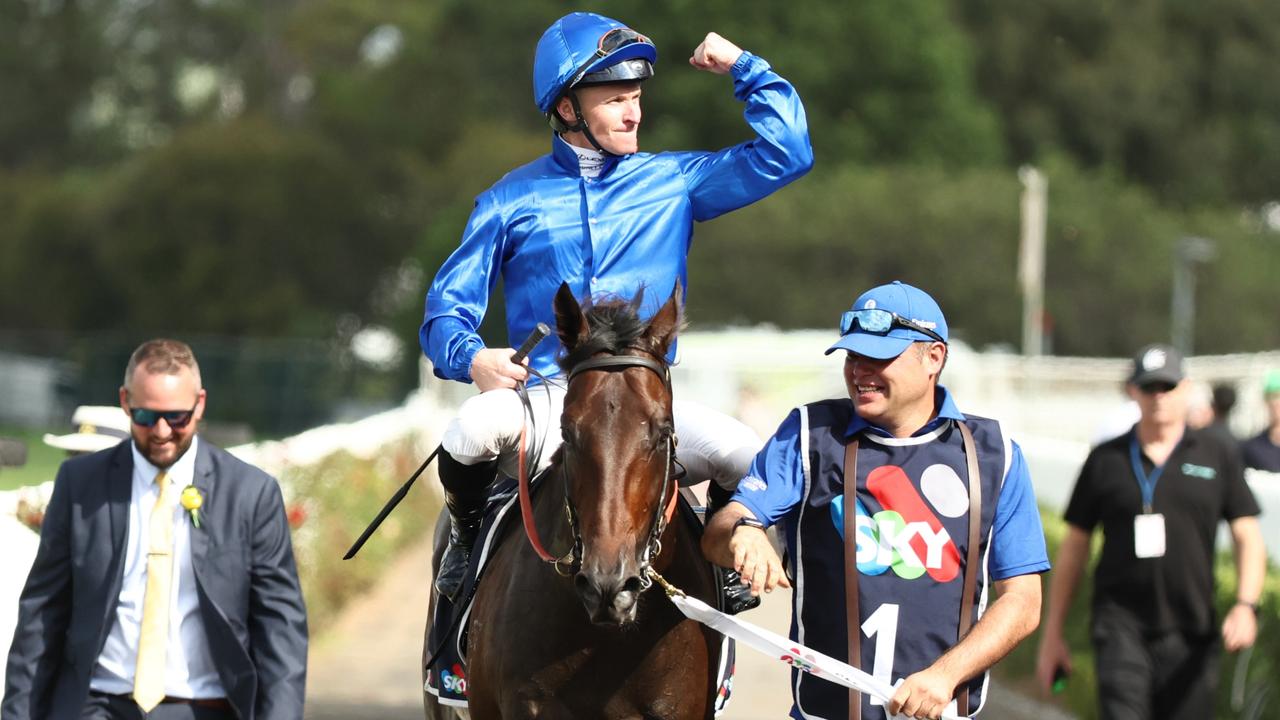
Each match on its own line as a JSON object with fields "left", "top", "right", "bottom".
{"left": 789, "top": 400, "right": 1007, "bottom": 720}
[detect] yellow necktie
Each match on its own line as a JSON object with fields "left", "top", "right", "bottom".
{"left": 133, "top": 470, "right": 174, "bottom": 711}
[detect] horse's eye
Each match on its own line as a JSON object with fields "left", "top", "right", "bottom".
{"left": 653, "top": 422, "right": 675, "bottom": 448}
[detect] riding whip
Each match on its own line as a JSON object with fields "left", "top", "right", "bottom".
{"left": 343, "top": 323, "right": 551, "bottom": 560}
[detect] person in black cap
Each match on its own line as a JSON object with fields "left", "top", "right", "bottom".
{"left": 1036, "top": 343, "right": 1266, "bottom": 719}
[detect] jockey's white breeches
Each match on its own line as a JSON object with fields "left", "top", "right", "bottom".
{"left": 440, "top": 384, "right": 759, "bottom": 490}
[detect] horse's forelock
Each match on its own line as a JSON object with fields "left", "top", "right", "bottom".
{"left": 558, "top": 299, "right": 653, "bottom": 373}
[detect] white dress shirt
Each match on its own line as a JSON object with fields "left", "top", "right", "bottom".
{"left": 89, "top": 436, "right": 226, "bottom": 699}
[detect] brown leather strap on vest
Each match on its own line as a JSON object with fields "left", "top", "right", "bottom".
{"left": 955, "top": 421, "right": 982, "bottom": 716}
{"left": 842, "top": 438, "right": 861, "bottom": 720}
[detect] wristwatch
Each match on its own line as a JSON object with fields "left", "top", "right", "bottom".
{"left": 732, "top": 516, "right": 766, "bottom": 533}
{"left": 1236, "top": 600, "right": 1260, "bottom": 616}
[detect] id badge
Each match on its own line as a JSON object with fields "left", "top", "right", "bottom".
{"left": 1134, "top": 513, "right": 1166, "bottom": 558}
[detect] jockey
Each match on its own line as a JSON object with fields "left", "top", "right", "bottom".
{"left": 420, "top": 11, "right": 813, "bottom": 604}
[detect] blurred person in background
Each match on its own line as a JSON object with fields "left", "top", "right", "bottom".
{"left": 1205, "top": 382, "right": 1239, "bottom": 444}
{"left": 419, "top": 11, "right": 813, "bottom": 604}
{"left": 703, "top": 281, "right": 1049, "bottom": 720}
{"left": 42, "top": 405, "right": 132, "bottom": 457}
{"left": 3, "top": 339, "right": 307, "bottom": 720}
{"left": 1036, "top": 344, "right": 1266, "bottom": 719}
{"left": 1184, "top": 380, "right": 1214, "bottom": 431}
{"left": 1241, "top": 370, "right": 1280, "bottom": 472}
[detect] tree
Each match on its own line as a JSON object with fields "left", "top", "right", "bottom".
{"left": 955, "top": 0, "right": 1280, "bottom": 206}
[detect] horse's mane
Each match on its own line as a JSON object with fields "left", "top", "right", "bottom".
{"left": 557, "top": 297, "right": 655, "bottom": 374}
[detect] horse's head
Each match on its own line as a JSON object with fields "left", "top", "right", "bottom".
{"left": 552, "top": 281, "right": 683, "bottom": 626}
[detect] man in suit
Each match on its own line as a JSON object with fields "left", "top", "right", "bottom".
{"left": 3, "top": 339, "right": 308, "bottom": 719}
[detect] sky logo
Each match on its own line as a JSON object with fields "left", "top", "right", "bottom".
{"left": 441, "top": 663, "right": 468, "bottom": 697}
{"left": 831, "top": 464, "right": 965, "bottom": 581}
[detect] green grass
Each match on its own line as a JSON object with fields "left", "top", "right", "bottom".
{"left": 0, "top": 425, "right": 69, "bottom": 491}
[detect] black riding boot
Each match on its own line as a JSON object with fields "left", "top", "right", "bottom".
{"left": 706, "top": 482, "right": 762, "bottom": 615}
{"left": 435, "top": 451, "right": 497, "bottom": 602}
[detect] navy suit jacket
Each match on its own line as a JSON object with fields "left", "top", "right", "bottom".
{"left": 2, "top": 439, "right": 308, "bottom": 720}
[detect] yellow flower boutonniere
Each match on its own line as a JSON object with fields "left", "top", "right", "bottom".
{"left": 180, "top": 486, "right": 204, "bottom": 528}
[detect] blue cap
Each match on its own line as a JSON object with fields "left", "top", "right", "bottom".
{"left": 532, "top": 13, "right": 659, "bottom": 114}
{"left": 825, "top": 281, "right": 949, "bottom": 359}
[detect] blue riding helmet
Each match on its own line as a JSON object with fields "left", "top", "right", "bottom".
{"left": 533, "top": 12, "right": 658, "bottom": 117}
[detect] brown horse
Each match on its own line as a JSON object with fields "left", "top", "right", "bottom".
{"left": 423, "top": 282, "right": 724, "bottom": 719}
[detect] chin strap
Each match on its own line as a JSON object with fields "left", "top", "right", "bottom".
{"left": 552, "top": 92, "right": 618, "bottom": 158}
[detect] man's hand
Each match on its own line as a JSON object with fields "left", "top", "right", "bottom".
{"left": 731, "top": 522, "right": 789, "bottom": 595}
{"left": 701, "top": 501, "right": 789, "bottom": 594}
{"left": 887, "top": 666, "right": 960, "bottom": 720}
{"left": 689, "top": 32, "right": 743, "bottom": 75}
{"left": 1222, "top": 603, "right": 1258, "bottom": 652}
{"left": 1034, "top": 631, "right": 1073, "bottom": 697}
{"left": 469, "top": 347, "right": 529, "bottom": 392}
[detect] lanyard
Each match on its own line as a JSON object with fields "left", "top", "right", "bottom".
{"left": 1128, "top": 434, "right": 1165, "bottom": 514}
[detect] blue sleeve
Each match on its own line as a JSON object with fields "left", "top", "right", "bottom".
{"left": 988, "top": 441, "right": 1051, "bottom": 580}
{"left": 731, "top": 408, "right": 806, "bottom": 526}
{"left": 419, "top": 191, "right": 507, "bottom": 382}
{"left": 675, "top": 52, "right": 814, "bottom": 222}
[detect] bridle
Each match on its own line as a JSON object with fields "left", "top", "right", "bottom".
{"left": 517, "top": 349, "right": 683, "bottom": 589}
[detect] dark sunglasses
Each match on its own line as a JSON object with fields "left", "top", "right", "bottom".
{"left": 839, "top": 308, "right": 945, "bottom": 344}
{"left": 1136, "top": 381, "right": 1178, "bottom": 395}
{"left": 128, "top": 401, "right": 198, "bottom": 429}
{"left": 565, "top": 28, "right": 654, "bottom": 90}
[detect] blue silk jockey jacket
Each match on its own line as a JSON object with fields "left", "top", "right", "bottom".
{"left": 420, "top": 51, "right": 813, "bottom": 383}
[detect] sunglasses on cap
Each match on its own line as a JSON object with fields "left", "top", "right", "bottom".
{"left": 127, "top": 401, "right": 198, "bottom": 429}
{"left": 566, "top": 28, "right": 654, "bottom": 89}
{"left": 839, "top": 308, "right": 945, "bottom": 344}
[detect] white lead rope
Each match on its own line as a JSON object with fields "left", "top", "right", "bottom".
{"left": 649, "top": 570, "right": 971, "bottom": 720}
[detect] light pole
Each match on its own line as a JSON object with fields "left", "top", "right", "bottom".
{"left": 1171, "top": 236, "right": 1216, "bottom": 356}
{"left": 1018, "top": 166, "right": 1048, "bottom": 356}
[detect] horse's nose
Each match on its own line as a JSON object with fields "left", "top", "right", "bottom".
{"left": 574, "top": 571, "right": 644, "bottom": 625}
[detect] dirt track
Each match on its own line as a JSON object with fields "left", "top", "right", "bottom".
{"left": 304, "top": 539, "right": 1075, "bottom": 720}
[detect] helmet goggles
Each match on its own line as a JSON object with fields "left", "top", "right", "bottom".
{"left": 565, "top": 28, "right": 655, "bottom": 92}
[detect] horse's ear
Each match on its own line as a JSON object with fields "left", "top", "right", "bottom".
{"left": 553, "top": 281, "right": 589, "bottom": 350}
{"left": 645, "top": 279, "right": 683, "bottom": 355}
{"left": 628, "top": 286, "right": 645, "bottom": 315}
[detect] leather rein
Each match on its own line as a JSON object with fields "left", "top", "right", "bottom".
{"left": 517, "top": 350, "right": 683, "bottom": 587}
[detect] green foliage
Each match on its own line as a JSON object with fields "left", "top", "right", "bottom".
{"left": 284, "top": 438, "right": 440, "bottom": 634}
{"left": 628, "top": 0, "right": 1005, "bottom": 166}
{"left": 0, "top": 118, "right": 410, "bottom": 339}
{"left": 3, "top": 0, "right": 1280, "bottom": 368}
{"left": 686, "top": 159, "right": 1280, "bottom": 355}
{"left": 686, "top": 164, "right": 1021, "bottom": 347}
{"left": 955, "top": 0, "right": 1280, "bottom": 206}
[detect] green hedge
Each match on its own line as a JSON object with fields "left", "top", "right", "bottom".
{"left": 281, "top": 437, "right": 441, "bottom": 634}
{"left": 996, "top": 510, "right": 1280, "bottom": 719}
